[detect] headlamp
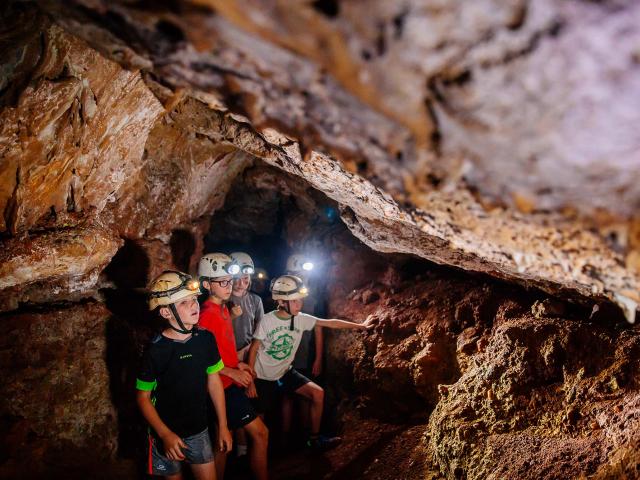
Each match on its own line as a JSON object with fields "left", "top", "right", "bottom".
{"left": 257, "top": 272, "right": 265, "bottom": 279}
{"left": 302, "top": 262, "right": 314, "bottom": 271}
{"left": 226, "top": 262, "right": 240, "bottom": 275}
{"left": 149, "top": 271, "right": 200, "bottom": 298}
{"left": 241, "top": 265, "right": 255, "bottom": 275}
{"left": 271, "top": 275, "right": 309, "bottom": 296}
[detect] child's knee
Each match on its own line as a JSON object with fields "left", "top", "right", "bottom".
{"left": 312, "top": 386, "right": 324, "bottom": 403}
{"left": 249, "top": 420, "right": 269, "bottom": 443}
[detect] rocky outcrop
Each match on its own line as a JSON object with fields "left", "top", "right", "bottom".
{"left": 429, "top": 313, "right": 640, "bottom": 479}
{"left": 0, "top": 303, "right": 121, "bottom": 478}
{"left": 1, "top": 1, "right": 640, "bottom": 478}
{"left": 1, "top": 1, "right": 638, "bottom": 315}
{"left": 324, "top": 247, "right": 640, "bottom": 479}
{"left": 202, "top": 0, "right": 640, "bottom": 220}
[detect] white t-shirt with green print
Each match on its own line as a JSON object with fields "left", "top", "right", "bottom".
{"left": 253, "top": 310, "right": 318, "bottom": 381}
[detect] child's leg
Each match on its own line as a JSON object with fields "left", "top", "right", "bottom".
{"left": 190, "top": 461, "right": 216, "bottom": 480}
{"left": 213, "top": 441, "right": 228, "bottom": 480}
{"left": 294, "top": 382, "right": 324, "bottom": 435}
{"left": 236, "top": 428, "right": 248, "bottom": 457}
{"left": 244, "top": 417, "right": 269, "bottom": 480}
{"left": 281, "top": 394, "right": 293, "bottom": 435}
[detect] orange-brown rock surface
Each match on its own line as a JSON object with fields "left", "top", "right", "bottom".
{"left": 1, "top": 1, "right": 640, "bottom": 478}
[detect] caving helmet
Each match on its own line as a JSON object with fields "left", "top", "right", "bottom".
{"left": 230, "top": 252, "right": 255, "bottom": 275}
{"left": 286, "top": 253, "right": 314, "bottom": 274}
{"left": 148, "top": 270, "right": 201, "bottom": 334}
{"left": 198, "top": 253, "right": 240, "bottom": 279}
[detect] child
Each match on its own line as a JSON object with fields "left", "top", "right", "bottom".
{"left": 198, "top": 253, "right": 269, "bottom": 480}
{"left": 229, "top": 252, "right": 265, "bottom": 362}
{"left": 229, "top": 252, "right": 266, "bottom": 459}
{"left": 136, "top": 270, "right": 232, "bottom": 479}
{"left": 247, "top": 275, "right": 374, "bottom": 451}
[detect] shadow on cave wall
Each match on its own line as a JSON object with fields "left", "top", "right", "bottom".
{"left": 101, "top": 240, "right": 158, "bottom": 476}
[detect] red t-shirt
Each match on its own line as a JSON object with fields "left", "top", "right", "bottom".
{"left": 199, "top": 300, "right": 239, "bottom": 389}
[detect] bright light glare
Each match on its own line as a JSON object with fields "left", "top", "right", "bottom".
{"left": 302, "top": 262, "right": 314, "bottom": 271}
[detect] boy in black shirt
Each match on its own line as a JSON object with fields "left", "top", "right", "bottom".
{"left": 137, "top": 271, "right": 232, "bottom": 479}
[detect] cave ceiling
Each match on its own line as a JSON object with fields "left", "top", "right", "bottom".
{"left": 0, "top": 0, "right": 639, "bottom": 321}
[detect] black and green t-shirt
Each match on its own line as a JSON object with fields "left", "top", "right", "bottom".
{"left": 136, "top": 328, "right": 224, "bottom": 438}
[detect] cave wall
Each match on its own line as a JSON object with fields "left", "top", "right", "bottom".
{"left": 325, "top": 250, "right": 640, "bottom": 479}
{"left": 0, "top": 1, "right": 639, "bottom": 478}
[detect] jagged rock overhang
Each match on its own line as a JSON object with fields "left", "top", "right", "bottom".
{"left": 0, "top": 0, "right": 638, "bottom": 321}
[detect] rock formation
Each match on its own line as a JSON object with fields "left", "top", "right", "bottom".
{"left": 0, "top": 0, "right": 639, "bottom": 478}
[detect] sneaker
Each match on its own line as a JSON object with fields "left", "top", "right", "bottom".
{"left": 306, "top": 434, "right": 342, "bottom": 452}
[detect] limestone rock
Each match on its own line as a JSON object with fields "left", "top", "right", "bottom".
{"left": 0, "top": 303, "right": 120, "bottom": 477}
{"left": 0, "top": 227, "right": 122, "bottom": 311}
{"left": 0, "top": 12, "right": 163, "bottom": 234}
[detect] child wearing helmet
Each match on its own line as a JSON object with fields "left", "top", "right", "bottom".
{"left": 285, "top": 253, "right": 324, "bottom": 379}
{"left": 229, "top": 252, "right": 265, "bottom": 362}
{"left": 228, "top": 252, "right": 266, "bottom": 460}
{"left": 247, "top": 275, "right": 375, "bottom": 451}
{"left": 198, "top": 253, "right": 269, "bottom": 480}
{"left": 136, "top": 271, "right": 232, "bottom": 479}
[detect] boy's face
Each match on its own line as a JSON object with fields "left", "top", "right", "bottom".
{"left": 232, "top": 274, "right": 251, "bottom": 296}
{"left": 280, "top": 298, "right": 303, "bottom": 315}
{"left": 207, "top": 275, "right": 233, "bottom": 301}
{"left": 161, "top": 295, "right": 200, "bottom": 327}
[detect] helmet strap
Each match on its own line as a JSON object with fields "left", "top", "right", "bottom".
{"left": 168, "top": 303, "right": 194, "bottom": 335}
{"left": 285, "top": 301, "right": 295, "bottom": 331}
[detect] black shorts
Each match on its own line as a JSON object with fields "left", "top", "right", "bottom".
{"left": 253, "top": 368, "right": 311, "bottom": 414}
{"left": 225, "top": 385, "right": 258, "bottom": 430}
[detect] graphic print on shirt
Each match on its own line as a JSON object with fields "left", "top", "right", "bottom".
{"left": 266, "top": 333, "right": 294, "bottom": 360}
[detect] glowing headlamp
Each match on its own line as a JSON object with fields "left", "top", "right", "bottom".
{"left": 302, "top": 262, "right": 314, "bottom": 271}
{"left": 149, "top": 271, "right": 200, "bottom": 298}
{"left": 299, "top": 287, "right": 309, "bottom": 295}
{"left": 257, "top": 272, "right": 265, "bottom": 279}
{"left": 226, "top": 262, "right": 240, "bottom": 275}
{"left": 241, "top": 265, "right": 255, "bottom": 275}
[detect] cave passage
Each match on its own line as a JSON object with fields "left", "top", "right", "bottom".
{"left": 2, "top": 1, "right": 640, "bottom": 478}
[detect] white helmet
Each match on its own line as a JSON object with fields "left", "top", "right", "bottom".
{"left": 148, "top": 271, "right": 201, "bottom": 311}
{"left": 271, "top": 275, "right": 309, "bottom": 300}
{"left": 230, "top": 252, "right": 255, "bottom": 275}
{"left": 286, "top": 253, "right": 314, "bottom": 273}
{"left": 198, "top": 253, "right": 240, "bottom": 279}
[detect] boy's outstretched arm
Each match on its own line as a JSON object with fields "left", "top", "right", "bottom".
{"left": 316, "top": 314, "right": 376, "bottom": 330}
{"left": 207, "top": 373, "right": 232, "bottom": 453}
{"left": 136, "top": 390, "right": 186, "bottom": 461}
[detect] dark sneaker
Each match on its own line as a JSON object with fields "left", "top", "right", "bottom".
{"left": 307, "top": 435, "right": 342, "bottom": 452}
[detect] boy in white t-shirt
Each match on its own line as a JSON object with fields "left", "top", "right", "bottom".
{"left": 246, "top": 275, "right": 374, "bottom": 451}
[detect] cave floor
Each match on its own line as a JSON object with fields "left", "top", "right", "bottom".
{"left": 227, "top": 421, "right": 441, "bottom": 480}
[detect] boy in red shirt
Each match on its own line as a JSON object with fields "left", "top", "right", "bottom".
{"left": 198, "top": 253, "right": 269, "bottom": 480}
